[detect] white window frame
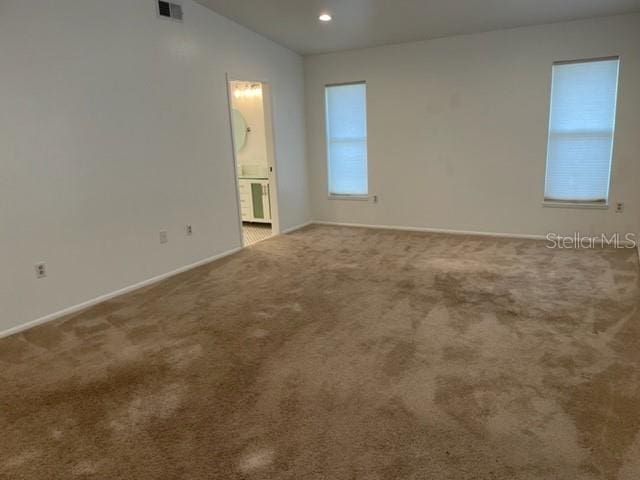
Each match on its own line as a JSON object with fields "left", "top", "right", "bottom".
{"left": 542, "top": 56, "right": 620, "bottom": 209}
{"left": 325, "top": 81, "right": 369, "bottom": 200}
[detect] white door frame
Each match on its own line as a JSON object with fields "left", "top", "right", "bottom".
{"left": 225, "top": 74, "right": 281, "bottom": 247}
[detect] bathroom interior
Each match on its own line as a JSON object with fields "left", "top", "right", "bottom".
{"left": 230, "top": 80, "right": 274, "bottom": 246}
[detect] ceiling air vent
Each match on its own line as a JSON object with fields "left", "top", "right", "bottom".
{"left": 157, "top": 1, "right": 183, "bottom": 21}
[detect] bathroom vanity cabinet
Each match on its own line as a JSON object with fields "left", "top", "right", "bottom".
{"left": 238, "top": 178, "right": 271, "bottom": 223}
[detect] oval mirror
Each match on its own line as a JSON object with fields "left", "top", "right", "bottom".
{"left": 231, "top": 109, "right": 247, "bottom": 152}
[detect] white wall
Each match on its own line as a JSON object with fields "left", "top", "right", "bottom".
{"left": 0, "top": 0, "right": 309, "bottom": 334}
{"left": 305, "top": 14, "right": 640, "bottom": 238}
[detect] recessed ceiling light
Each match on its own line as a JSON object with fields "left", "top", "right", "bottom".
{"left": 319, "top": 13, "right": 332, "bottom": 22}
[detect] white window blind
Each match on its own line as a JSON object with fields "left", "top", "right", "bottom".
{"left": 544, "top": 57, "right": 620, "bottom": 204}
{"left": 325, "top": 83, "right": 368, "bottom": 196}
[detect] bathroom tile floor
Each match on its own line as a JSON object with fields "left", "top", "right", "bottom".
{"left": 243, "top": 223, "right": 272, "bottom": 245}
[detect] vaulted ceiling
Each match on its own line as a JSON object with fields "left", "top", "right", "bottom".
{"left": 195, "top": 0, "right": 640, "bottom": 55}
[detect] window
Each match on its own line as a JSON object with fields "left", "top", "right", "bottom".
{"left": 325, "top": 82, "right": 368, "bottom": 197}
{"left": 544, "top": 57, "right": 620, "bottom": 205}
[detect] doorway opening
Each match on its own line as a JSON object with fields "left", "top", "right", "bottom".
{"left": 227, "top": 79, "right": 279, "bottom": 246}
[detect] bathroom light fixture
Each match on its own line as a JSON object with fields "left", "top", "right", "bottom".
{"left": 319, "top": 13, "right": 332, "bottom": 22}
{"left": 234, "top": 83, "right": 262, "bottom": 99}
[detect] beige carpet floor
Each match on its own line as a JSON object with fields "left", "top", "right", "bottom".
{"left": 1, "top": 225, "right": 640, "bottom": 479}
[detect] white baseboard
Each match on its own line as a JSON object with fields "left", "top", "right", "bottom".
{"left": 0, "top": 247, "right": 242, "bottom": 340}
{"left": 313, "top": 221, "right": 640, "bottom": 254}
{"left": 281, "top": 220, "right": 313, "bottom": 235}
{"left": 312, "top": 221, "right": 547, "bottom": 241}
{"left": 2, "top": 221, "right": 313, "bottom": 340}
{"left": 3, "top": 220, "right": 635, "bottom": 339}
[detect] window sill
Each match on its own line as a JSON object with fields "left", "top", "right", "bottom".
{"left": 328, "top": 194, "right": 369, "bottom": 201}
{"left": 542, "top": 201, "right": 609, "bottom": 210}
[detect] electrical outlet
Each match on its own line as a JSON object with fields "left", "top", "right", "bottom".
{"left": 373, "top": 195, "right": 379, "bottom": 204}
{"left": 35, "top": 263, "right": 47, "bottom": 279}
{"left": 159, "top": 231, "right": 168, "bottom": 244}
{"left": 186, "top": 224, "right": 193, "bottom": 236}
{"left": 616, "top": 202, "right": 625, "bottom": 213}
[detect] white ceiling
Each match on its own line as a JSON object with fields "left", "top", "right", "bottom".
{"left": 195, "top": 0, "right": 640, "bottom": 55}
